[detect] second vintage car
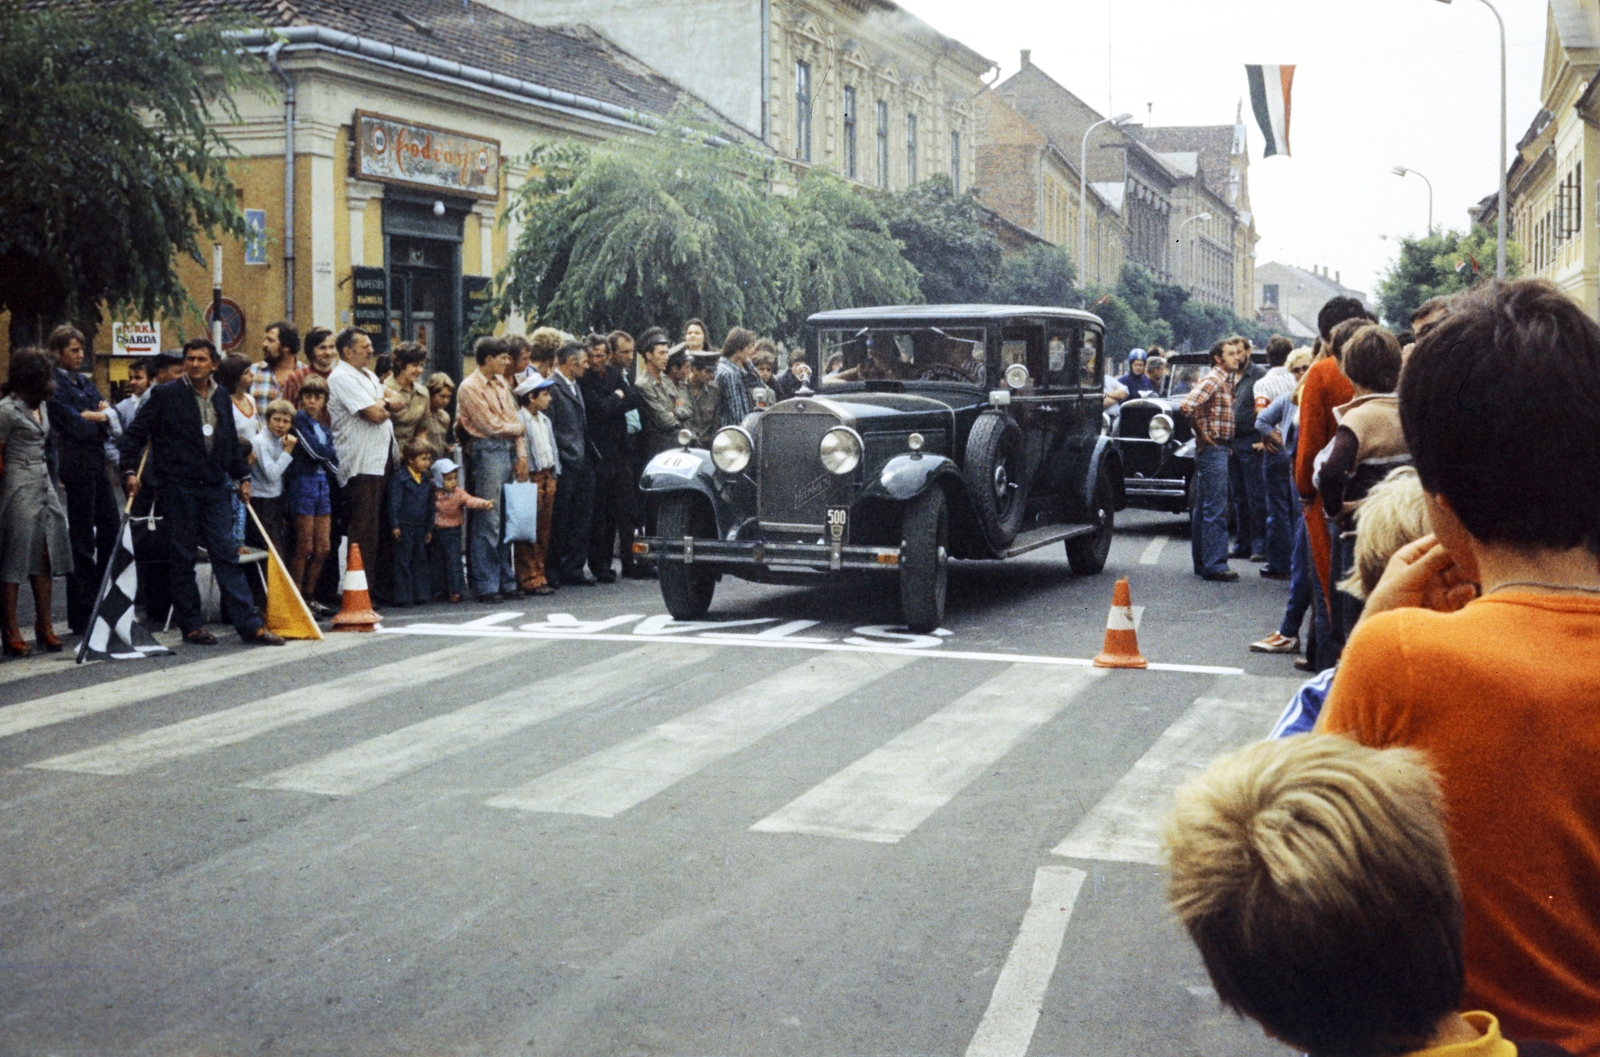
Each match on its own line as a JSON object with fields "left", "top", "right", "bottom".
{"left": 631, "top": 304, "right": 1126, "bottom": 632}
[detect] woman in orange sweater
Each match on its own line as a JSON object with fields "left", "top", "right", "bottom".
{"left": 1318, "top": 279, "right": 1600, "bottom": 1056}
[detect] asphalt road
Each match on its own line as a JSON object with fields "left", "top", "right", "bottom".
{"left": 0, "top": 509, "right": 1305, "bottom": 1057}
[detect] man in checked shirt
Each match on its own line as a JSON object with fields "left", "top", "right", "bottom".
{"left": 1181, "top": 338, "right": 1250, "bottom": 581}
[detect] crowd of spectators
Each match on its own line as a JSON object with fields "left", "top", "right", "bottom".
{"left": 0, "top": 317, "right": 798, "bottom": 649}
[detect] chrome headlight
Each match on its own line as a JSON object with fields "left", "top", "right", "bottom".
{"left": 819, "top": 426, "right": 863, "bottom": 475}
{"left": 676, "top": 428, "right": 695, "bottom": 448}
{"left": 1004, "top": 363, "right": 1031, "bottom": 389}
{"left": 1148, "top": 413, "right": 1174, "bottom": 445}
{"left": 710, "top": 426, "right": 753, "bottom": 473}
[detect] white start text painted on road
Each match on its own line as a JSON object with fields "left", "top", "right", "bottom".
{"left": 382, "top": 613, "right": 1245, "bottom": 676}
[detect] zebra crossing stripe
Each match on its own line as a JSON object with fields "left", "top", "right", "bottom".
{"left": 965, "top": 866, "right": 1088, "bottom": 1057}
{"left": 486, "top": 652, "right": 915, "bottom": 818}
{"left": 244, "top": 645, "right": 713, "bottom": 797}
{"left": 0, "top": 635, "right": 369, "bottom": 741}
{"left": 1050, "top": 674, "right": 1302, "bottom": 864}
{"left": 751, "top": 666, "right": 1102, "bottom": 843}
{"left": 27, "top": 639, "right": 523, "bottom": 776}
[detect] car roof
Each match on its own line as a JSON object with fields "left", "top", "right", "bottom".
{"left": 807, "top": 304, "right": 1105, "bottom": 327}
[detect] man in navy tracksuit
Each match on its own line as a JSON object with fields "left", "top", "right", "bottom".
{"left": 120, "top": 338, "right": 283, "bottom": 646}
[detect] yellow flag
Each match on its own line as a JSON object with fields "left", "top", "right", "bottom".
{"left": 248, "top": 504, "right": 323, "bottom": 640}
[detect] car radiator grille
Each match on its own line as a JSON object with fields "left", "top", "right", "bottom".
{"left": 758, "top": 412, "right": 848, "bottom": 530}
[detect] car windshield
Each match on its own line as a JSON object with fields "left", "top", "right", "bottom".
{"left": 1162, "top": 363, "right": 1211, "bottom": 398}
{"left": 818, "top": 327, "right": 986, "bottom": 386}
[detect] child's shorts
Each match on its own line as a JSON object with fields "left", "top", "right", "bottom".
{"left": 290, "top": 473, "right": 332, "bottom": 517}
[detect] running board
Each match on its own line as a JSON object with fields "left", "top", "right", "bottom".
{"left": 1003, "top": 523, "right": 1097, "bottom": 558}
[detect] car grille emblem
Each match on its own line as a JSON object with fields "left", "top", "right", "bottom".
{"left": 795, "top": 474, "right": 831, "bottom": 506}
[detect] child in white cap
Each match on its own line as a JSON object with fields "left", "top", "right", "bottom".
{"left": 429, "top": 456, "right": 492, "bottom": 603}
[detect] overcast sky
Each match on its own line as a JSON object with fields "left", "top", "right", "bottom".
{"left": 898, "top": 0, "right": 1551, "bottom": 300}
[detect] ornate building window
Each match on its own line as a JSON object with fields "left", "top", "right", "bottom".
{"left": 950, "top": 130, "right": 960, "bottom": 193}
{"left": 795, "top": 60, "right": 813, "bottom": 163}
{"left": 906, "top": 112, "right": 918, "bottom": 185}
{"left": 843, "top": 86, "right": 858, "bottom": 180}
{"left": 876, "top": 99, "right": 890, "bottom": 189}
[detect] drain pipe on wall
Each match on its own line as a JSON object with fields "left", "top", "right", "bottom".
{"left": 266, "top": 42, "right": 296, "bottom": 324}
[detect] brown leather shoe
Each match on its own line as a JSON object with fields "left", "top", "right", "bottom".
{"left": 3, "top": 630, "right": 31, "bottom": 657}
{"left": 184, "top": 629, "right": 219, "bottom": 646}
{"left": 249, "top": 629, "right": 286, "bottom": 646}
{"left": 33, "top": 623, "right": 63, "bottom": 652}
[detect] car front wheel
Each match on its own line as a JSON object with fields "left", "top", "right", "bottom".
{"left": 1066, "top": 468, "right": 1114, "bottom": 575}
{"left": 899, "top": 487, "right": 948, "bottom": 634}
{"left": 656, "top": 492, "right": 717, "bottom": 620}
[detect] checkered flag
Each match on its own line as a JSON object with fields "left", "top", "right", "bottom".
{"left": 76, "top": 514, "right": 171, "bottom": 663}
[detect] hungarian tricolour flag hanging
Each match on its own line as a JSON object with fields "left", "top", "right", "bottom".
{"left": 1246, "top": 65, "right": 1295, "bottom": 158}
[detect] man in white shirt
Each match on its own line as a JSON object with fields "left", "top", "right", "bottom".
{"left": 327, "top": 328, "right": 403, "bottom": 591}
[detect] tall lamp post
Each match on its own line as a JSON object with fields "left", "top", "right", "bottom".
{"left": 1435, "top": 0, "right": 1506, "bottom": 279}
{"left": 1080, "top": 112, "right": 1133, "bottom": 288}
{"left": 1176, "top": 212, "right": 1212, "bottom": 293}
{"left": 1391, "top": 165, "right": 1434, "bottom": 232}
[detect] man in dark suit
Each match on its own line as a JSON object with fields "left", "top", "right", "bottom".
{"left": 580, "top": 332, "right": 644, "bottom": 582}
{"left": 120, "top": 338, "right": 284, "bottom": 646}
{"left": 545, "top": 341, "right": 597, "bottom": 587}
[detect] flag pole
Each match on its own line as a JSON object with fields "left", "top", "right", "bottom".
{"left": 244, "top": 500, "right": 322, "bottom": 640}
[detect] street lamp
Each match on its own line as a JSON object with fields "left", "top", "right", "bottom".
{"left": 1080, "top": 112, "right": 1133, "bottom": 288}
{"left": 1176, "top": 212, "right": 1212, "bottom": 292}
{"left": 1391, "top": 165, "right": 1434, "bottom": 232}
{"left": 1435, "top": 0, "right": 1506, "bottom": 279}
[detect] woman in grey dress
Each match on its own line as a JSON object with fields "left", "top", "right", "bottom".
{"left": 0, "top": 347, "right": 73, "bottom": 654}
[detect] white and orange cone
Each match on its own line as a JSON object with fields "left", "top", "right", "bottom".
{"left": 1093, "top": 578, "right": 1147, "bottom": 669}
{"left": 331, "top": 543, "right": 382, "bottom": 633}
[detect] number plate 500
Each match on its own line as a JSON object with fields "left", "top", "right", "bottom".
{"left": 826, "top": 507, "right": 848, "bottom": 542}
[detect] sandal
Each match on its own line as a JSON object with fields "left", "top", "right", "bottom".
{"left": 3, "top": 630, "right": 31, "bottom": 657}
{"left": 34, "top": 623, "right": 63, "bottom": 653}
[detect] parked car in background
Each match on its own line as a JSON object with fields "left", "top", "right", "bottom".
{"left": 633, "top": 305, "right": 1125, "bottom": 631}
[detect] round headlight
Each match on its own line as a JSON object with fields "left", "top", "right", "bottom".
{"left": 907, "top": 432, "right": 924, "bottom": 452}
{"left": 819, "top": 426, "right": 863, "bottom": 475}
{"left": 710, "top": 426, "right": 753, "bottom": 473}
{"left": 1148, "top": 413, "right": 1174, "bottom": 445}
{"left": 677, "top": 428, "right": 695, "bottom": 448}
{"left": 1004, "top": 363, "right": 1031, "bottom": 389}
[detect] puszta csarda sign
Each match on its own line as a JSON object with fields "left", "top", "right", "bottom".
{"left": 354, "top": 111, "right": 501, "bottom": 200}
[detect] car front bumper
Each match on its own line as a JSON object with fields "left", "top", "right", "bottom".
{"left": 634, "top": 536, "right": 903, "bottom": 573}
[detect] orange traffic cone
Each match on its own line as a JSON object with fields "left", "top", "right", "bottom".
{"left": 331, "top": 543, "right": 382, "bottom": 633}
{"left": 1093, "top": 578, "right": 1147, "bottom": 669}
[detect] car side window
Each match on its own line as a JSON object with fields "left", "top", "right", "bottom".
{"left": 1000, "top": 326, "right": 1045, "bottom": 388}
{"left": 1077, "top": 330, "right": 1102, "bottom": 391}
{"left": 1045, "top": 325, "right": 1077, "bottom": 389}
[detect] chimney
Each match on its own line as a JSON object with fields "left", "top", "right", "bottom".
{"left": 1020, "top": 49, "right": 1031, "bottom": 68}
{"left": 1335, "top": 270, "right": 1341, "bottom": 285}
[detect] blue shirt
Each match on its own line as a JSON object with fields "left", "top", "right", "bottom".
{"left": 1255, "top": 390, "right": 1299, "bottom": 456}
{"left": 1117, "top": 372, "right": 1158, "bottom": 398}
{"left": 49, "top": 368, "right": 109, "bottom": 452}
{"left": 1268, "top": 667, "right": 1336, "bottom": 738}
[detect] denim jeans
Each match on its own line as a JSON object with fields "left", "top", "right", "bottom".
{"left": 467, "top": 438, "right": 515, "bottom": 595}
{"left": 1262, "top": 448, "right": 1295, "bottom": 575}
{"left": 1229, "top": 436, "right": 1268, "bottom": 558}
{"left": 162, "top": 479, "right": 262, "bottom": 639}
{"left": 431, "top": 525, "right": 464, "bottom": 597}
{"left": 1190, "top": 444, "right": 1231, "bottom": 577}
{"left": 1279, "top": 515, "right": 1313, "bottom": 640}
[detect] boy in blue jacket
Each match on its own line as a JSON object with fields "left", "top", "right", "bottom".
{"left": 387, "top": 437, "right": 435, "bottom": 606}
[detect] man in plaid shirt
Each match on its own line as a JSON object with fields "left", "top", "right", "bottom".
{"left": 247, "top": 322, "right": 301, "bottom": 407}
{"left": 1180, "top": 338, "right": 1248, "bottom": 580}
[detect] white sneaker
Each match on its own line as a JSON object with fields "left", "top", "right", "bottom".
{"left": 1250, "top": 632, "right": 1300, "bottom": 654}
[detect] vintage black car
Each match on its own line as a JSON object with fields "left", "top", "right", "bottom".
{"left": 1106, "top": 349, "right": 1268, "bottom": 515}
{"left": 632, "top": 305, "right": 1126, "bottom": 632}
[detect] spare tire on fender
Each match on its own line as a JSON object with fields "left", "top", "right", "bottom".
{"left": 962, "top": 411, "right": 1028, "bottom": 551}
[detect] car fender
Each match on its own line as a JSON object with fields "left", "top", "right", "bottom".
{"left": 863, "top": 452, "right": 964, "bottom": 503}
{"left": 1063, "top": 435, "right": 1126, "bottom": 514}
{"left": 638, "top": 448, "right": 742, "bottom": 539}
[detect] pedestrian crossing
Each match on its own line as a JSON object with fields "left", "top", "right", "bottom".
{"left": 4, "top": 635, "right": 1302, "bottom": 853}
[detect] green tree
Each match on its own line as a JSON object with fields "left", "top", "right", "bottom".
{"left": 1375, "top": 225, "right": 1523, "bottom": 329}
{"left": 779, "top": 169, "right": 921, "bottom": 339}
{"left": 497, "top": 124, "right": 794, "bottom": 340}
{"left": 875, "top": 176, "right": 1003, "bottom": 304}
{"left": 0, "top": 0, "right": 263, "bottom": 346}
{"left": 990, "top": 244, "right": 1083, "bottom": 308}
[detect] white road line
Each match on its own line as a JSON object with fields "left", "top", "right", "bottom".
{"left": 383, "top": 624, "right": 1244, "bottom": 676}
{"left": 1138, "top": 535, "right": 1169, "bottom": 565}
{"left": 1051, "top": 674, "right": 1303, "bottom": 864}
{"left": 965, "top": 865, "right": 1088, "bottom": 1057}
{"left": 245, "top": 644, "right": 712, "bottom": 797}
{"left": 751, "top": 666, "right": 1102, "bottom": 843}
{"left": 0, "top": 635, "right": 369, "bottom": 741}
{"left": 487, "top": 652, "right": 914, "bottom": 818}
{"left": 27, "top": 639, "right": 525, "bottom": 777}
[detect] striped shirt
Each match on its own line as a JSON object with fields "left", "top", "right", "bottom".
{"left": 715, "top": 357, "right": 754, "bottom": 428}
{"left": 1178, "top": 365, "right": 1236, "bottom": 443}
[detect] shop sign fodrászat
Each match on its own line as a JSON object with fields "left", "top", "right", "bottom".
{"left": 355, "top": 111, "right": 500, "bottom": 200}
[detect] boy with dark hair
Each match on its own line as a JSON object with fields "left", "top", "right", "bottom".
{"left": 1320, "top": 279, "right": 1600, "bottom": 1056}
{"left": 1166, "top": 734, "right": 1574, "bottom": 1057}
{"left": 386, "top": 438, "right": 435, "bottom": 606}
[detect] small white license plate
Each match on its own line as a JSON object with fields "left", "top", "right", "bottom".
{"left": 651, "top": 453, "right": 700, "bottom": 478}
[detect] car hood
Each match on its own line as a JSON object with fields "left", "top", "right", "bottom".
{"left": 781, "top": 388, "right": 975, "bottom": 428}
